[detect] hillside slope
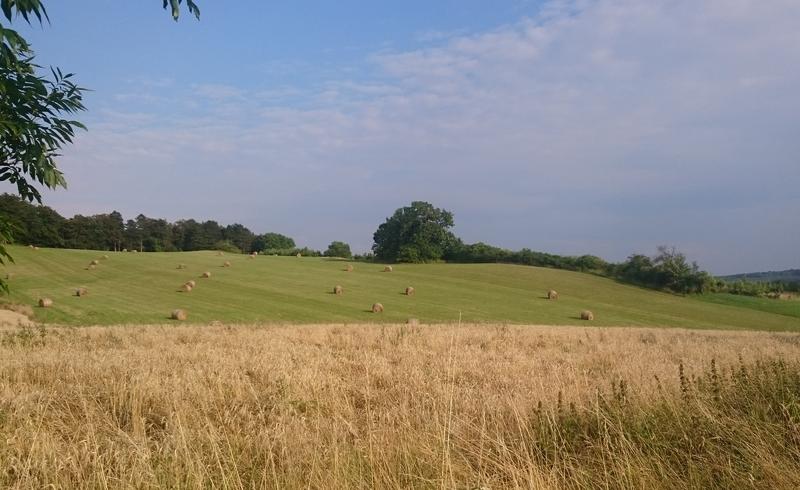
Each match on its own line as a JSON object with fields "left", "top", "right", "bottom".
{"left": 2, "top": 246, "right": 799, "bottom": 329}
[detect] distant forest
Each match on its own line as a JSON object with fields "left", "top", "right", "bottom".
{"left": 0, "top": 194, "right": 308, "bottom": 255}
{"left": 721, "top": 270, "right": 800, "bottom": 284}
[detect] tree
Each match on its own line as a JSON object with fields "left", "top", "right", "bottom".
{"left": 372, "top": 201, "right": 456, "bottom": 263}
{"left": 213, "top": 239, "right": 241, "bottom": 254}
{"left": 653, "top": 246, "right": 694, "bottom": 292}
{"left": 137, "top": 215, "right": 174, "bottom": 252}
{"left": 101, "top": 211, "right": 124, "bottom": 251}
{"left": 618, "top": 254, "right": 656, "bottom": 285}
{"left": 197, "top": 220, "right": 223, "bottom": 250}
{"left": 324, "top": 241, "right": 352, "bottom": 259}
{"left": 615, "top": 247, "right": 711, "bottom": 294}
{"left": 574, "top": 254, "right": 608, "bottom": 273}
{"left": 173, "top": 219, "right": 200, "bottom": 251}
{"left": 254, "top": 232, "right": 295, "bottom": 252}
{"left": 123, "top": 219, "right": 141, "bottom": 251}
{"left": 0, "top": 0, "right": 200, "bottom": 291}
{"left": 223, "top": 223, "right": 255, "bottom": 253}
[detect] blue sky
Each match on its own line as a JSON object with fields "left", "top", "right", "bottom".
{"left": 5, "top": 0, "right": 799, "bottom": 274}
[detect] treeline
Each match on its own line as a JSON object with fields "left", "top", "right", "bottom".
{"left": 714, "top": 279, "right": 800, "bottom": 296}
{"left": 716, "top": 269, "right": 800, "bottom": 296}
{"left": 444, "top": 241, "right": 799, "bottom": 296}
{"left": 371, "top": 201, "right": 716, "bottom": 294}
{"left": 444, "top": 242, "right": 608, "bottom": 272}
{"left": 721, "top": 269, "right": 800, "bottom": 284}
{"left": 0, "top": 194, "right": 316, "bottom": 255}
{"left": 444, "top": 242, "right": 714, "bottom": 294}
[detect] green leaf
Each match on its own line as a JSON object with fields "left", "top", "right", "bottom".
{"left": 1, "top": 1, "right": 12, "bottom": 22}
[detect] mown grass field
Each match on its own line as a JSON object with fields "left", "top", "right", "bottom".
{"left": 696, "top": 292, "right": 800, "bottom": 319}
{"left": 2, "top": 245, "right": 799, "bottom": 329}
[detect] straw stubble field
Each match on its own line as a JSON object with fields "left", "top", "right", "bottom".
{"left": 2, "top": 323, "right": 800, "bottom": 488}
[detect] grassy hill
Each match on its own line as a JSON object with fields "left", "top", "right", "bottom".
{"left": 2, "top": 245, "right": 799, "bottom": 330}
{"left": 695, "top": 292, "right": 800, "bottom": 319}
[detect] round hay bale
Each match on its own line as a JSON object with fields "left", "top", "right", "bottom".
{"left": 90, "top": 259, "right": 99, "bottom": 266}
{"left": 254, "top": 251, "right": 259, "bottom": 255}
{"left": 187, "top": 280, "right": 196, "bottom": 288}
{"left": 86, "top": 264, "right": 96, "bottom": 270}
{"left": 177, "top": 264, "right": 187, "bottom": 269}
{"left": 171, "top": 309, "right": 187, "bottom": 321}
{"left": 122, "top": 248, "right": 128, "bottom": 252}
{"left": 384, "top": 265, "right": 393, "bottom": 272}
{"left": 548, "top": 290, "right": 559, "bottom": 300}
{"left": 405, "top": 286, "right": 415, "bottom": 296}
{"left": 201, "top": 271, "right": 211, "bottom": 278}
{"left": 217, "top": 251, "right": 224, "bottom": 256}
{"left": 102, "top": 254, "right": 109, "bottom": 260}
{"left": 333, "top": 285, "right": 343, "bottom": 295}
{"left": 371, "top": 303, "right": 384, "bottom": 313}
{"left": 75, "top": 287, "right": 88, "bottom": 297}
{"left": 223, "top": 261, "right": 231, "bottom": 267}
{"left": 180, "top": 283, "right": 193, "bottom": 293}
{"left": 580, "top": 310, "right": 594, "bottom": 321}
{"left": 296, "top": 253, "right": 302, "bottom": 258}
{"left": 33, "top": 246, "right": 39, "bottom": 250}
{"left": 345, "top": 264, "right": 354, "bottom": 272}
{"left": 407, "top": 318, "right": 419, "bottom": 326}
{"left": 28, "top": 244, "right": 34, "bottom": 249}
{"left": 132, "top": 249, "right": 138, "bottom": 253}
{"left": 38, "top": 298, "right": 53, "bottom": 308}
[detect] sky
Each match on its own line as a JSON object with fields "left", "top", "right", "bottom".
{"left": 4, "top": 0, "right": 799, "bottom": 274}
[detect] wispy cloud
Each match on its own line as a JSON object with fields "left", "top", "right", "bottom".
{"left": 25, "top": 0, "right": 800, "bottom": 274}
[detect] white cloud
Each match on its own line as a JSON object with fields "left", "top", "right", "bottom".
{"left": 26, "top": 0, "right": 800, "bottom": 273}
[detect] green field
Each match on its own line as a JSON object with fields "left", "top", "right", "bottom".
{"left": 2, "top": 245, "right": 799, "bottom": 329}
{"left": 696, "top": 292, "right": 800, "bottom": 319}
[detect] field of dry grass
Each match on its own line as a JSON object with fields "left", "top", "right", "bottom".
{"left": 2, "top": 323, "right": 800, "bottom": 488}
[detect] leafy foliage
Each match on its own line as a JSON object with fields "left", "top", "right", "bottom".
{"left": 162, "top": 0, "right": 200, "bottom": 21}
{"left": 614, "top": 246, "right": 714, "bottom": 294}
{"left": 0, "top": 193, "right": 301, "bottom": 254}
{"left": 445, "top": 241, "right": 611, "bottom": 274}
{"left": 372, "top": 202, "right": 716, "bottom": 294}
{"left": 324, "top": 241, "right": 352, "bottom": 259}
{"left": 372, "top": 201, "right": 456, "bottom": 263}
{"left": 253, "top": 232, "right": 296, "bottom": 252}
{"left": 213, "top": 240, "right": 241, "bottom": 254}
{"left": 1, "top": 1, "right": 84, "bottom": 204}
{"left": 0, "top": 0, "right": 200, "bottom": 293}
{"left": 1, "top": 1, "right": 85, "bottom": 289}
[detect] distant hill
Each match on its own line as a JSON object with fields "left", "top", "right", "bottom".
{"left": 721, "top": 269, "right": 800, "bottom": 283}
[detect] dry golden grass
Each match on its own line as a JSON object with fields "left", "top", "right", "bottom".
{"left": 2, "top": 323, "right": 800, "bottom": 488}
